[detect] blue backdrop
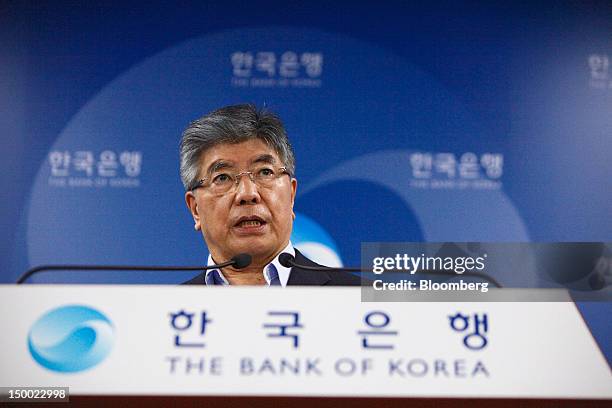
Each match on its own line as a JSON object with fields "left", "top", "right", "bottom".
{"left": 1, "top": 1, "right": 611, "bottom": 360}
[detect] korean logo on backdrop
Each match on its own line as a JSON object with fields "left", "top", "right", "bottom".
{"left": 409, "top": 152, "right": 503, "bottom": 190}
{"left": 231, "top": 51, "right": 323, "bottom": 88}
{"left": 588, "top": 54, "right": 611, "bottom": 90}
{"left": 48, "top": 150, "right": 142, "bottom": 188}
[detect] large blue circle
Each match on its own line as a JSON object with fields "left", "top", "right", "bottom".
{"left": 23, "top": 27, "right": 527, "bottom": 283}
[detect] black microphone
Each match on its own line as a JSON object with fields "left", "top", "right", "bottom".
{"left": 231, "top": 253, "right": 252, "bottom": 269}
{"left": 279, "top": 253, "right": 362, "bottom": 272}
{"left": 278, "top": 253, "right": 502, "bottom": 288}
{"left": 16, "top": 253, "right": 252, "bottom": 284}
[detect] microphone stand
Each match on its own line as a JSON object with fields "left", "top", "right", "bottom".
{"left": 17, "top": 254, "right": 251, "bottom": 284}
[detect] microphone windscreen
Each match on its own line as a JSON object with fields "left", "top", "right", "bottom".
{"left": 278, "top": 253, "right": 295, "bottom": 268}
{"left": 538, "top": 243, "right": 604, "bottom": 284}
{"left": 232, "top": 253, "right": 252, "bottom": 269}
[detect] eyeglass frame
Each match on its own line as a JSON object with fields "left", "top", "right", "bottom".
{"left": 190, "top": 166, "right": 293, "bottom": 193}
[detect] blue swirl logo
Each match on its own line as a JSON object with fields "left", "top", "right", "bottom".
{"left": 28, "top": 305, "right": 114, "bottom": 373}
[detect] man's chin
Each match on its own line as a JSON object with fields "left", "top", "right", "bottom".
{"left": 229, "top": 240, "right": 280, "bottom": 263}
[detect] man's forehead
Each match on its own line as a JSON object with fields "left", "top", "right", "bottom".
{"left": 198, "top": 140, "right": 280, "bottom": 170}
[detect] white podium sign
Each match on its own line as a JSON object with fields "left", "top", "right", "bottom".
{"left": 0, "top": 285, "right": 610, "bottom": 399}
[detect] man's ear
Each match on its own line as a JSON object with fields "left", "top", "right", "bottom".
{"left": 290, "top": 178, "right": 297, "bottom": 220}
{"left": 290, "top": 178, "right": 297, "bottom": 207}
{"left": 185, "top": 191, "right": 201, "bottom": 231}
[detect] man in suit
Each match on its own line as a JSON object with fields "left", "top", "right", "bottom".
{"left": 180, "top": 104, "right": 360, "bottom": 286}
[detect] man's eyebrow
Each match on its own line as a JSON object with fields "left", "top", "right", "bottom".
{"left": 207, "top": 160, "right": 235, "bottom": 174}
{"left": 251, "top": 154, "right": 277, "bottom": 165}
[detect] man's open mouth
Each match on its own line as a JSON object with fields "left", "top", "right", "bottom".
{"left": 235, "top": 216, "right": 266, "bottom": 228}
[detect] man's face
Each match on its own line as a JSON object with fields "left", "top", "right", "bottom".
{"left": 185, "top": 139, "right": 297, "bottom": 264}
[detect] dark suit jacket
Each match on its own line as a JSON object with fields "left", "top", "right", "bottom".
{"left": 182, "top": 249, "right": 362, "bottom": 286}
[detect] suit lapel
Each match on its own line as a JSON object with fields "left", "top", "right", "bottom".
{"left": 182, "top": 273, "right": 206, "bottom": 285}
{"left": 286, "top": 249, "right": 331, "bottom": 286}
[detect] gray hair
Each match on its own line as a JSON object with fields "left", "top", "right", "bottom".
{"left": 179, "top": 104, "right": 296, "bottom": 191}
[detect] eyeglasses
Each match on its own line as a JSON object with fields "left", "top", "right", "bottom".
{"left": 191, "top": 166, "right": 291, "bottom": 195}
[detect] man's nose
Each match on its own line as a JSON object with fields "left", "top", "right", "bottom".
{"left": 234, "top": 174, "right": 261, "bottom": 205}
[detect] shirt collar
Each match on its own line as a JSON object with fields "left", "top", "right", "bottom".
{"left": 204, "top": 242, "right": 295, "bottom": 287}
